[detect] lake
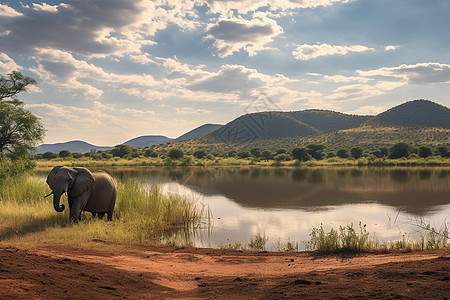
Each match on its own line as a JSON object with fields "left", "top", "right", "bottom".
{"left": 36, "top": 166, "right": 450, "bottom": 250}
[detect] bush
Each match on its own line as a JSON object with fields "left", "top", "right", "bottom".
{"left": 42, "top": 152, "right": 57, "bottom": 159}
{"left": 389, "top": 143, "right": 411, "bottom": 159}
{"left": 58, "top": 150, "right": 71, "bottom": 158}
{"left": 168, "top": 148, "right": 184, "bottom": 160}
{"left": 418, "top": 146, "right": 433, "bottom": 158}
{"left": 350, "top": 147, "right": 363, "bottom": 159}
{"left": 336, "top": 149, "right": 349, "bottom": 158}
{"left": 193, "top": 150, "right": 207, "bottom": 159}
{"left": 238, "top": 151, "right": 251, "bottom": 159}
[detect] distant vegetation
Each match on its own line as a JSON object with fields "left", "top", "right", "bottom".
{"left": 32, "top": 142, "right": 450, "bottom": 167}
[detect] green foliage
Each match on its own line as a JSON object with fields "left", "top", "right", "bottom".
{"left": 291, "top": 147, "right": 309, "bottom": 161}
{"left": 250, "top": 147, "right": 262, "bottom": 157}
{"left": 389, "top": 143, "right": 411, "bottom": 159}
{"left": 337, "top": 149, "right": 349, "bottom": 158}
{"left": 0, "top": 100, "right": 44, "bottom": 155}
{"left": 306, "top": 144, "right": 326, "bottom": 160}
{"left": 168, "top": 148, "right": 184, "bottom": 159}
{"left": 436, "top": 146, "right": 450, "bottom": 158}
{"left": 0, "top": 155, "right": 35, "bottom": 179}
{"left": 42, "top": 152, "right": 57, "bottom": 159}
{"left": 58, "top": 150, "right": 71, "bottom": 158}
{"left": 248, "top": 232, "right": 268, "bottom": 251}
{"left": 350, "top": 147, "right": 364, "bottom": 159}
{"left": 261, "top": 150, "right": 272, "bottom": 161}
{"left": 238, "top": 150, "right": 251, "bottom": 159}
{"left": 193, "top": 150, "right": 207, "bottom": 159}
{"left": 111, "top": 144, "right": 133, "bottom": 158}
{"left": 418, "top": 146, "right": 432, "bottom": 158}
{"left": 306, "top": 222, "right": 369, "bottom": 252}
{"left": 0, "top": 71, "right": 37, "bottom": 101}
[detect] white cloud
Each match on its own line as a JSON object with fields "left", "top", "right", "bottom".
{"left": 384, "top": 45, "right": 399, "bottom": 51}
{"left": 206, "top": 13, "right": 283, "bottom": 57}
{"left": 357, "top": 62, "right": 450, "bottom": 84}
{"left": 347, "top": 105, "right": 387, "bottom": 115}
{"left": 0, "top": 4, "right": 22, "bottom": 17}
{"left": 119, "top": 108, "right": 156, "bottom": 117}
{"left": 175, "top": 107, "right": 212, "bottom": 115}
{"left": 0, "top": 52, "right": 21, "bottom": 74}
{"left": 323, "top": 75, "right": 371, "bottom": 83}
{"left": 203, "top": 0, "right": 355, "bottom": 14}
{"left": 293, "top": 43, "right": 373, "bottom": 60}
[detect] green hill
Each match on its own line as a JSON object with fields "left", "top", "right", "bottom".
{"left": 286, "top": 110, "right": 371, "bottom": 133}
{"left": 364, "top": 99, "right": 450, "bottom": 128}
{"left": 203, "top": 112, "right": 321, "bottom": 144}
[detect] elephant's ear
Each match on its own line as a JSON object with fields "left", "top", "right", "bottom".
{"left": 46, "top": 166, "right": 63, "bottom": 190}
{"left": 71, "top": 167, "right": 94, "bottom": 197}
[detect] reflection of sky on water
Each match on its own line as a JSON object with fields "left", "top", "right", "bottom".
{"left": 157, "top": 180, "right": 450, "bottom": 250}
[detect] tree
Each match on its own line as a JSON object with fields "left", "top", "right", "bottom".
{"left": 0, "top": 71, "right": 37, "bottom": 102}
{"left": 436, "top": 146, "right": 450, "bottom": 158}
{"left": 261, "top": 150, "right": 272, "bottom": 161}
{"left": 111, "top": 144, "right": 133, "bottom": 158}
{"left": 193, "top": 150, "right": 207, "bottom": 159}
{"left": 389, "top": 143, "right": 411, "bottom": 159}
{"left": 168, "top": 148, "right": 184, "bottom": 159}
{"left": 291, "top": 147, "right": 309, "bottom": 161}
{"left": 337, "top": 149, "right": 349, "bottom": 158}
{"left": 58, "top": 150, "right": 71, "bottom": 158}
{"left": 0, "top": 100, "right": 45, "bottom": 155}
{"left": 306, "top": 144, "right": 326, "bottom": 160}
{"left": 418, "top": 146, "right": 432, "bottom": 158}
{"left": 250, "top": 148, "right": 262, "bottom": 158}
{"left": 238, "top": 151, "right": 251, "bottom": 159}
{"left": 43, "top": 152, "right": 57, "bottom": 159}
{"left": 350, "top": 147, "right": 364, "bottom": 159}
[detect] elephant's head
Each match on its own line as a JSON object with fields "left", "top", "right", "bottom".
{"left": 46, "top": 166, "right": 94, "bottom": 214}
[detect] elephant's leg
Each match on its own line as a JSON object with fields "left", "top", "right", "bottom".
{"left": 91, "top": 212, "right": 97, "bottom": 217}
{"left": 70, "top": 194, "right": 89, "bottom": 222}
{"left": 97, "top": 213, "right": 105, "bottom": 219}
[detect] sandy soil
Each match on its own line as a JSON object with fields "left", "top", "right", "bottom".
{"left": 0, "top": 242, "right": 449, "bottom": 299}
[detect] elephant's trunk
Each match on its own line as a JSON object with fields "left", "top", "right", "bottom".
{"left": 53, "top": 192, "right": 65, "bottom": 212}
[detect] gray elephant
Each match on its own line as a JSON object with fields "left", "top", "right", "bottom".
{"left": 45, "top": 166, "right": 117, "bottom": 222}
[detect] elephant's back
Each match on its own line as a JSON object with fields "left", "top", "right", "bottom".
{"left": 85, "top": 171, "right": 117, "bottom": 212}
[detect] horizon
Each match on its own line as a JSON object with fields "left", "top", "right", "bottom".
{"left": 1, "top": 0, "right": 449, "bottom": 145}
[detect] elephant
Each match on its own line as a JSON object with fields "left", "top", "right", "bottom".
{"left": 45, "top": 166, "right": 117, "bottom": 222}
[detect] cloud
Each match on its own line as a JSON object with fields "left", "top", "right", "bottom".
{"left": 0, "top": 52, "right": 21, "bottom": 73}
{"left": 347, "top": 105, "right": 387, "bottom": 115}
{"left": 0, "top": 4, "right": 22, "bottom": 17}
{"left": 384, "top": 45, "right": 399, "bottom": 51}
{"left": 357, "top": 62, "right": 450, "bottom": 84}
{"left": 323, "top": 75, "right": 371, "bottom": 83}
{"left": 0, "top": 1, "right": 201, "bottom": 58}
{"left": 175, "top": 107, "right": 212, "bottom": 115}
{"left": 188, "top": 64, "right": 268, "bottom": 94}
{"left": 206, "top": 13, "right": 283, "bottom": 57}
{"left": 203, "top": 0, "right": 355, "bottom": 14}
{"left": 292, "top": 43, "right": 373, "bottom": 60}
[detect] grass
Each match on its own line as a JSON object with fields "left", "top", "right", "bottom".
{"left": 305, "top": 222, "right": 449, "bottom": 253}
{"left": 0, "top": 174, "right": 209, "bottom": 246}
{"left": 34, "top": 155, "right": 450, "bottom": 169}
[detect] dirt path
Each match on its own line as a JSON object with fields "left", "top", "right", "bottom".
{"left": 1, "top": 243, "right": 449, "bottom": 299}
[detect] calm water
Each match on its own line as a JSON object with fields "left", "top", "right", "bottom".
{"left": 36, "top": 166, "right": 450, "bottom": 250}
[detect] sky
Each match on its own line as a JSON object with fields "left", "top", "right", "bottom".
{"left": 1, "top": 0, "right": 449, "bottom": 146}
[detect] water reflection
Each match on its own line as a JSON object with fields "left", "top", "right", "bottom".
{"left": 34, "top": 166, "right": 450, "bottom": 249}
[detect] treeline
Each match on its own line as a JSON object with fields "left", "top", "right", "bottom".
{"left": 34, "top": 142, "right": 450, "bottom": 163}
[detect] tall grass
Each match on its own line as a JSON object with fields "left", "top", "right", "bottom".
{"left": 0, "top": 175, "right": 208, "bottom": 246}
{"left": 305, "top": 222, "right": 448, "bottom": 253}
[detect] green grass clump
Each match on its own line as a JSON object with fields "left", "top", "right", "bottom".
{"left": 306, "top": 222, "right": 370, "bottom": 252}
{"left": 0, "top": 175, "right": 208, "bottom": 246}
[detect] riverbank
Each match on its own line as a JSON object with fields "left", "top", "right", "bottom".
{"left": 1, "top": 242, "right": 448, "bottom": 299}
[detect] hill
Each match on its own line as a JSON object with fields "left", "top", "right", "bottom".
{"left": 364, "top": 99, "right": 450, "bottom": 128}
{"left": 162, "top": 99, "right": 450, "bottom": 151}
{"left": 124, "top": 135, "right": 173, "bottom": 148}
{"left": 201, "top": 112, "right": 321, "bottom": 144}
{"left": 286, "top": 110, "right": 371, "bottom": 133}
{"left": 36, "top": 141, "right": 112, "bottom": 154}
{"left": 174, "top": 124, "right": 222, "bottom": 142}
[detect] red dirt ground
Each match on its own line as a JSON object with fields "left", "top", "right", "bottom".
{"left": 0, "top": 243, "right": 449, "bottom": 299}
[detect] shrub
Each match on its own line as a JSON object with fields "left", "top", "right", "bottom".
{"left": 389, "top": 143, "right": 411, "bottom": 159}
{"left": 168, "top": 148, "right": 184, "bottom": 160}
{"left": 337, "top": 149, "right": 349, "bottom": 158}
{"left": 350, "top": 147, "right": 363, "bottom": 159}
